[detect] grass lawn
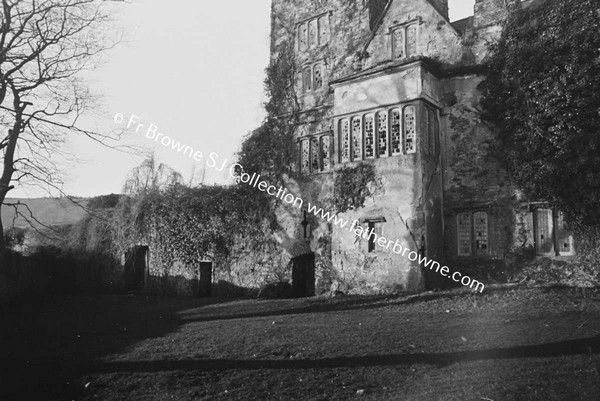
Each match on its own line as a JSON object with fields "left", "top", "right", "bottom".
{"left": 1, "top": 287, "right": 600, "bottom": 400}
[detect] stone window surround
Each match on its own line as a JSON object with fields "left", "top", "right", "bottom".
{"left": 456, "top": 210, "right": 490, "bottom": 257}
{"left": 389, "top": 17, "right": 422, "bottom": 60}
{"left": 298, "top": 130, "right": 334, "bottom": 174}
{"left": 301, "top": 61, "right": 326, "bottom": 93}
{"left": 336, "top": 103, "right": 419, "bottom": 164}
{"left": 296, "top": 11, "right": 332, "bottom": 52}
{"left": 363, "top": 217, "right": 387, "bottom": 253}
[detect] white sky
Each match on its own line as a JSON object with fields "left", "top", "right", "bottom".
{"left": 12, "top": 0, "right": 475, "bottom": 198}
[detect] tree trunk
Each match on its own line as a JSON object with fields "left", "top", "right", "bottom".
{"left": 0, "top": 189, "right": 7, "bottom": 255}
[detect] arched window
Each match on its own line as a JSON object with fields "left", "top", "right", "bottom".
{"left": 321, "top": 135, "right": 331, "bottom": 170}
{"left": 301, "top": 139, "right": 310, "bottom": 174}
{"left": 308, "top": 19, "right": 318, "bottom": 48}
{"left": 352, "top": 116, "right": 363, "bottom": 160}
{"left": 303, "top": 67, "right": 312, "bottom": 92}
{"left": 298, "top": 23, "right": 308, "bottom": 51}
{"left": 404, "top": 105, "right": 416, "bottom": 154}
{"left": 340, "top": 119, "right": 350, "bottom": 162}
{"left": 390, "top": 108, "right": 402, "bottom": 156}
{"left": 364, "top": 114, "right": 375, "bottom": 159}
{"left": 392, "top": 28, "right": 405, "bottom": 59}
{"left": 318, "top": 15, "right": 329, "bottom": 45}
{"left": 313, "top": 63, "right": 323, "bottom": 89}
{"left": 311, "top": 137, "right": 320, "bottom": 172}
{"left": 377, "top": 111, "right": 389, "bottom": 157}
{"left": 406, "top": 24, "right": 418, "bottom": 57}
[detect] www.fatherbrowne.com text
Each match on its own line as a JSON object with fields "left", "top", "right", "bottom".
{"left": 115, "top": 113, "right": 485, "bottom": 293}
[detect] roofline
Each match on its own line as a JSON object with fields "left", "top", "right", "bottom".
{"left": 329, "top": 58, "right": 442, "bottom": 87}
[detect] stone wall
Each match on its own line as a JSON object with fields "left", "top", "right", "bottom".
{"left": 365, "top": 0, "right": 464, "bottom": 67}
{"left": 145, "top": 229, "right": 291, "bottom": 297}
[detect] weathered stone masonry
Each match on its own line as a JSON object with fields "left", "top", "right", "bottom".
{"left": 266, "top": 0, "right": 573, "bottom": 295}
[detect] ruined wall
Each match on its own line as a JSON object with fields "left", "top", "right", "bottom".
{"left": 146, "top": 229, "right": 291, "bottom": 297}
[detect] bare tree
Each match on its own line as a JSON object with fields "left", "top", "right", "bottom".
{"left": 0, "top": 0, "right": 121, "bottom": 252}
{"left": 122, "top": 154, "right": 184, "bottom": 196}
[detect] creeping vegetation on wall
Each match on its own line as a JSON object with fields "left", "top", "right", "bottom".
{"left": 479, "top": 0, "right": 600, "bottom": 224}
{"left": 333, "top": 163, "right": 382, "bottom": 213}
{"left": 238, "top": 38, "right": 300, "bottom": 185}
{"left": 63, "top": 183, "right": 278, "bottom": 279}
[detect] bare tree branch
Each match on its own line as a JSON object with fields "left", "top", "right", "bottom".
{"left": 0, "top": 0, "right": 123, "bottom": 252}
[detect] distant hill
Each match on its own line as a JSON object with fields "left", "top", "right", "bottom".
{"left": 1, "top": 197, "right": 89, "bottom": 230}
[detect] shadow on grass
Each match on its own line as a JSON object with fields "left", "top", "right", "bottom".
{"left": 0, "top": 295, "right": 231, "bottom": 401}
{"left": 177, "top": 286, "right": 535, "bottom": 324}
{"left": 91, "top": 335, "right": 600, "bottom": 373}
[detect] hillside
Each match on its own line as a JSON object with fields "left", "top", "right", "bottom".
{"left": 1, "top": 197, "right": 89, "bottom": 230}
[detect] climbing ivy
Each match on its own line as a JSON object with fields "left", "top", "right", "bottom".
{"left": 333, "top": 163, "right": 382, "bottom": 213}
{"left": 237, "top": 38, "right": 300, "bottom": 185}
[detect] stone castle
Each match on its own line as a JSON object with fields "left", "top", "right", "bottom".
{"left": 266, "top": 0, "right": 575, "bottom": 294}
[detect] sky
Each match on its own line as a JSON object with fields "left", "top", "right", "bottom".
{"left": 11, "top": 0, "right": 475, "bottom": 199}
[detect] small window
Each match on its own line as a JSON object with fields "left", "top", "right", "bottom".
{"left": 302, "top": 62, "right": 325, "bottom": 93}
{"left": 302, "top": 68, "right": 312, "bottom": 92}
{"left": 318, "top": 15, "right": 329, "bottom": 45}
{"left": 301, "top": 139, "right": 310, "bottom": 174}
{"left": 457, "top": 211, "right": 489, "bottom": 256}
{"left": 457, "top": 213, "right": 472, "bottom": 256}
{"left": 377, "top": 111, "right": 388, "bottom": 157}
{"left": 351, "top": 116, "right": 363, "bottom": 161}
{"left": 321, "top": 135, "right": 331, "bottom": 170}
{"left": 300, "top": 133, "right": 333, "bottom": 174}
{"left": 310, "top": 137, "right": 320, "bottom": 172}
{"left": 473, "top": 211, "right": 489, "bottom": 254}
{"left": 298, "top": 14, "right": 330, "bottom": 52}
{"left": 313, "top": 63, "right": 323, "bottom": 88}
{"left": 340, "top": 118, "right": 350, "bottom": 163}
{"left": 404, "top": 105, "right": 416, "bottom": 154}
{"left": 406, "top": 24, "right": 418, "bottom": 57}
{"left": 392, "top": 28, "right": 405, "bottom": 59}
{"left": 367, "top": 221, "right": 384, "bottom": 253}
{"left": 308, "top": 19, "right": 318, "bottom": 48}
{"left": 364, "top": 114, "right": 375, "bottom": 159}
{"left": 298, "top": 23, "right": 308, "bottom": 51}
{"left": 391, "top": 108, "right": 402, "bottom": 156}
{"left": 391, "top": 23, "right": 419, "bottom": 60}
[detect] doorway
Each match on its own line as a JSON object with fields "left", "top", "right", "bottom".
{"left": 291, "top": 253, "right": 315, "bottom": 298}
{"left": 124, "top": 246, "right": 149, "bottom": 291}
{"left": 196, "top": 261, "right": 213, "bottom": 298}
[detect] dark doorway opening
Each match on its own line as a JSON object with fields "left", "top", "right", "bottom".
{"left": 291, "top": 253, "right": 315, "bottom": 298}
{"left": 195, "top": 262, "right": 213, "bottom": 298}
{"left": 124, "top": 246, "right": 149, "bottom": 291}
